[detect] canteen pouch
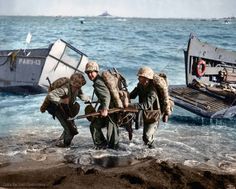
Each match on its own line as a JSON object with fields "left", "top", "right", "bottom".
{"left": 143, "top": 109, "right": 160, "bottom": 124}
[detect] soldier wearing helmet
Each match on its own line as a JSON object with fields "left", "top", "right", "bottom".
{"left": 137, "top": 66, "right": 154, "bottom": 80}
{"left": 130, "top": 66, "right": 164, "bottom": 149}
{"left": 43, "top": 72, "right": 90, "bottom": 147}
{"left": 85, "top": 60, "right": 119, "bottom": 150}
{"left": 70, "top": 72, "right": 86, "bottom": 88}
{"left": 85, "top": 61, "right": 99, "bottom": 73}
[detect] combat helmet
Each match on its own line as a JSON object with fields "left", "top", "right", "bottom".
{"left": 85, "top": 61, "right": 99, "bottom": 73}
{"left": 137, "top": 66, "right": 154, "bottom": 80}
{"left": 70, "top": 73, "right": 86, "bottom": 88}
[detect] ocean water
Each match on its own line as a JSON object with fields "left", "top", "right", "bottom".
{"left": 1, "top": 16, "right": 236, "bottom": 172}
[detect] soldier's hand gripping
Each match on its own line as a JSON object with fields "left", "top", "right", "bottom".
{"left": 100, "top": 108, "right": 108, "bottom": 117}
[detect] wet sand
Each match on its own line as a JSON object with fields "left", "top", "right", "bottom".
{"left": 0, "top": 156, "right": 236, "bottom": 189}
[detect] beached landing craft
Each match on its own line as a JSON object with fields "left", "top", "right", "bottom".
{"left": 0, "top": 39, "right": 88, "bottom": 94}
{"left": 169, "top": 34, "right": 236, "bottom": 118}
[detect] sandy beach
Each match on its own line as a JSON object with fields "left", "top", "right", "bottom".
{"left": 0, "top": 155, "right": 236, "bottom": 189}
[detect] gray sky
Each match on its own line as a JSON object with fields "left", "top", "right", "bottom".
{"left": 0, "top": 0, "right": 235, "bottom": 18}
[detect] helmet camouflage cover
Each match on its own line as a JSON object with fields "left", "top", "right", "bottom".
{"left": 85, "top": 61, "right": 99, "bottom": 73}
{"left": 137, "top": 66, "right": 154, "bottom": 80}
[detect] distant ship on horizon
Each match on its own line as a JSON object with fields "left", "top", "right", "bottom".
{"left": 98, "top": 11, "right": 112, "bottom": 17}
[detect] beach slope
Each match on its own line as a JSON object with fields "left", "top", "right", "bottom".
{"left": 0, "top": 158, "right": 235, "bottom": 189}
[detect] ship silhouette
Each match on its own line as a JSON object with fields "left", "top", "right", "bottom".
{"left": 98, "top": 11, "right": 111, "bottom": 17}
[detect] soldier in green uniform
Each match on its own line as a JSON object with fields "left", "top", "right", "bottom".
{"left": 85, "top": 61, "right": 119, "bottom": 150}
{"left": 130, "top": 66, "right": 169, "bottom": 149}
{"left": 41, "top": 73, "right": 90, "bottom": 147}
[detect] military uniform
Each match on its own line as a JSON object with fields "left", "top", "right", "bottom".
{"left": 90, "top": 74, "right": 119, "bottom": 149}
{"left": 130, "top": 82, "right": 160, "bottom": 147}
{"left": 45, "top": 73, "right": 89, "bottom": 147}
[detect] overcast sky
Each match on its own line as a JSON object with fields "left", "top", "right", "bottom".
{"left": 0, "top": 0, "right": 235, "bottom": 18}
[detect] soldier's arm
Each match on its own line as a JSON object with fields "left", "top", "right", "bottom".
{"left": 129, "top": 86, "right": 138, "bottom": 99}
{"left": 94, "top": 80, "right": 111, "bottom": 110}
{"left": 77, "top": 89, "right": 91, "bottom": 102}
{"left": 48, "top": 87, "right": 68, "bottom": 105}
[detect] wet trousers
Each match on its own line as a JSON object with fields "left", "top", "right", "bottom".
{"left": 143, "top": 121, "right": 159, "bottom": 145}
{"left": 90, "top": 114, "right": 119, "bottom": 149}
{"left": 47, "top": 102, "right": 79, "bottom": 147}
{"left": 54, "top": 109, "right": 78, "bottom": 147}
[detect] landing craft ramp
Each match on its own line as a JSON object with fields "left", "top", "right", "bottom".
{"left": 169, "top": 34, "right": 236, "bottom": 118}
{"left": 169, "top": 85, "right": 235, "bottom": 118}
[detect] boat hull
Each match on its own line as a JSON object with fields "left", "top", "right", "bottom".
{"left": 0, "top": 39, "right": 88, "bottom": 95}
{"left": 0, "top": 85, "right": 46, "bottom": 95}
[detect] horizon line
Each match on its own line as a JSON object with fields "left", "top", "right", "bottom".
{"left": 0, "top": 15, "right": 235, "bottom": 20}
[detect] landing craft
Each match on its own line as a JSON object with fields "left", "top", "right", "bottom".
{"left": 0, "top": 39, "right": 88, "bottom": 95}
{"left": 169, "top": 34, "right": 236, "bottom": 118}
